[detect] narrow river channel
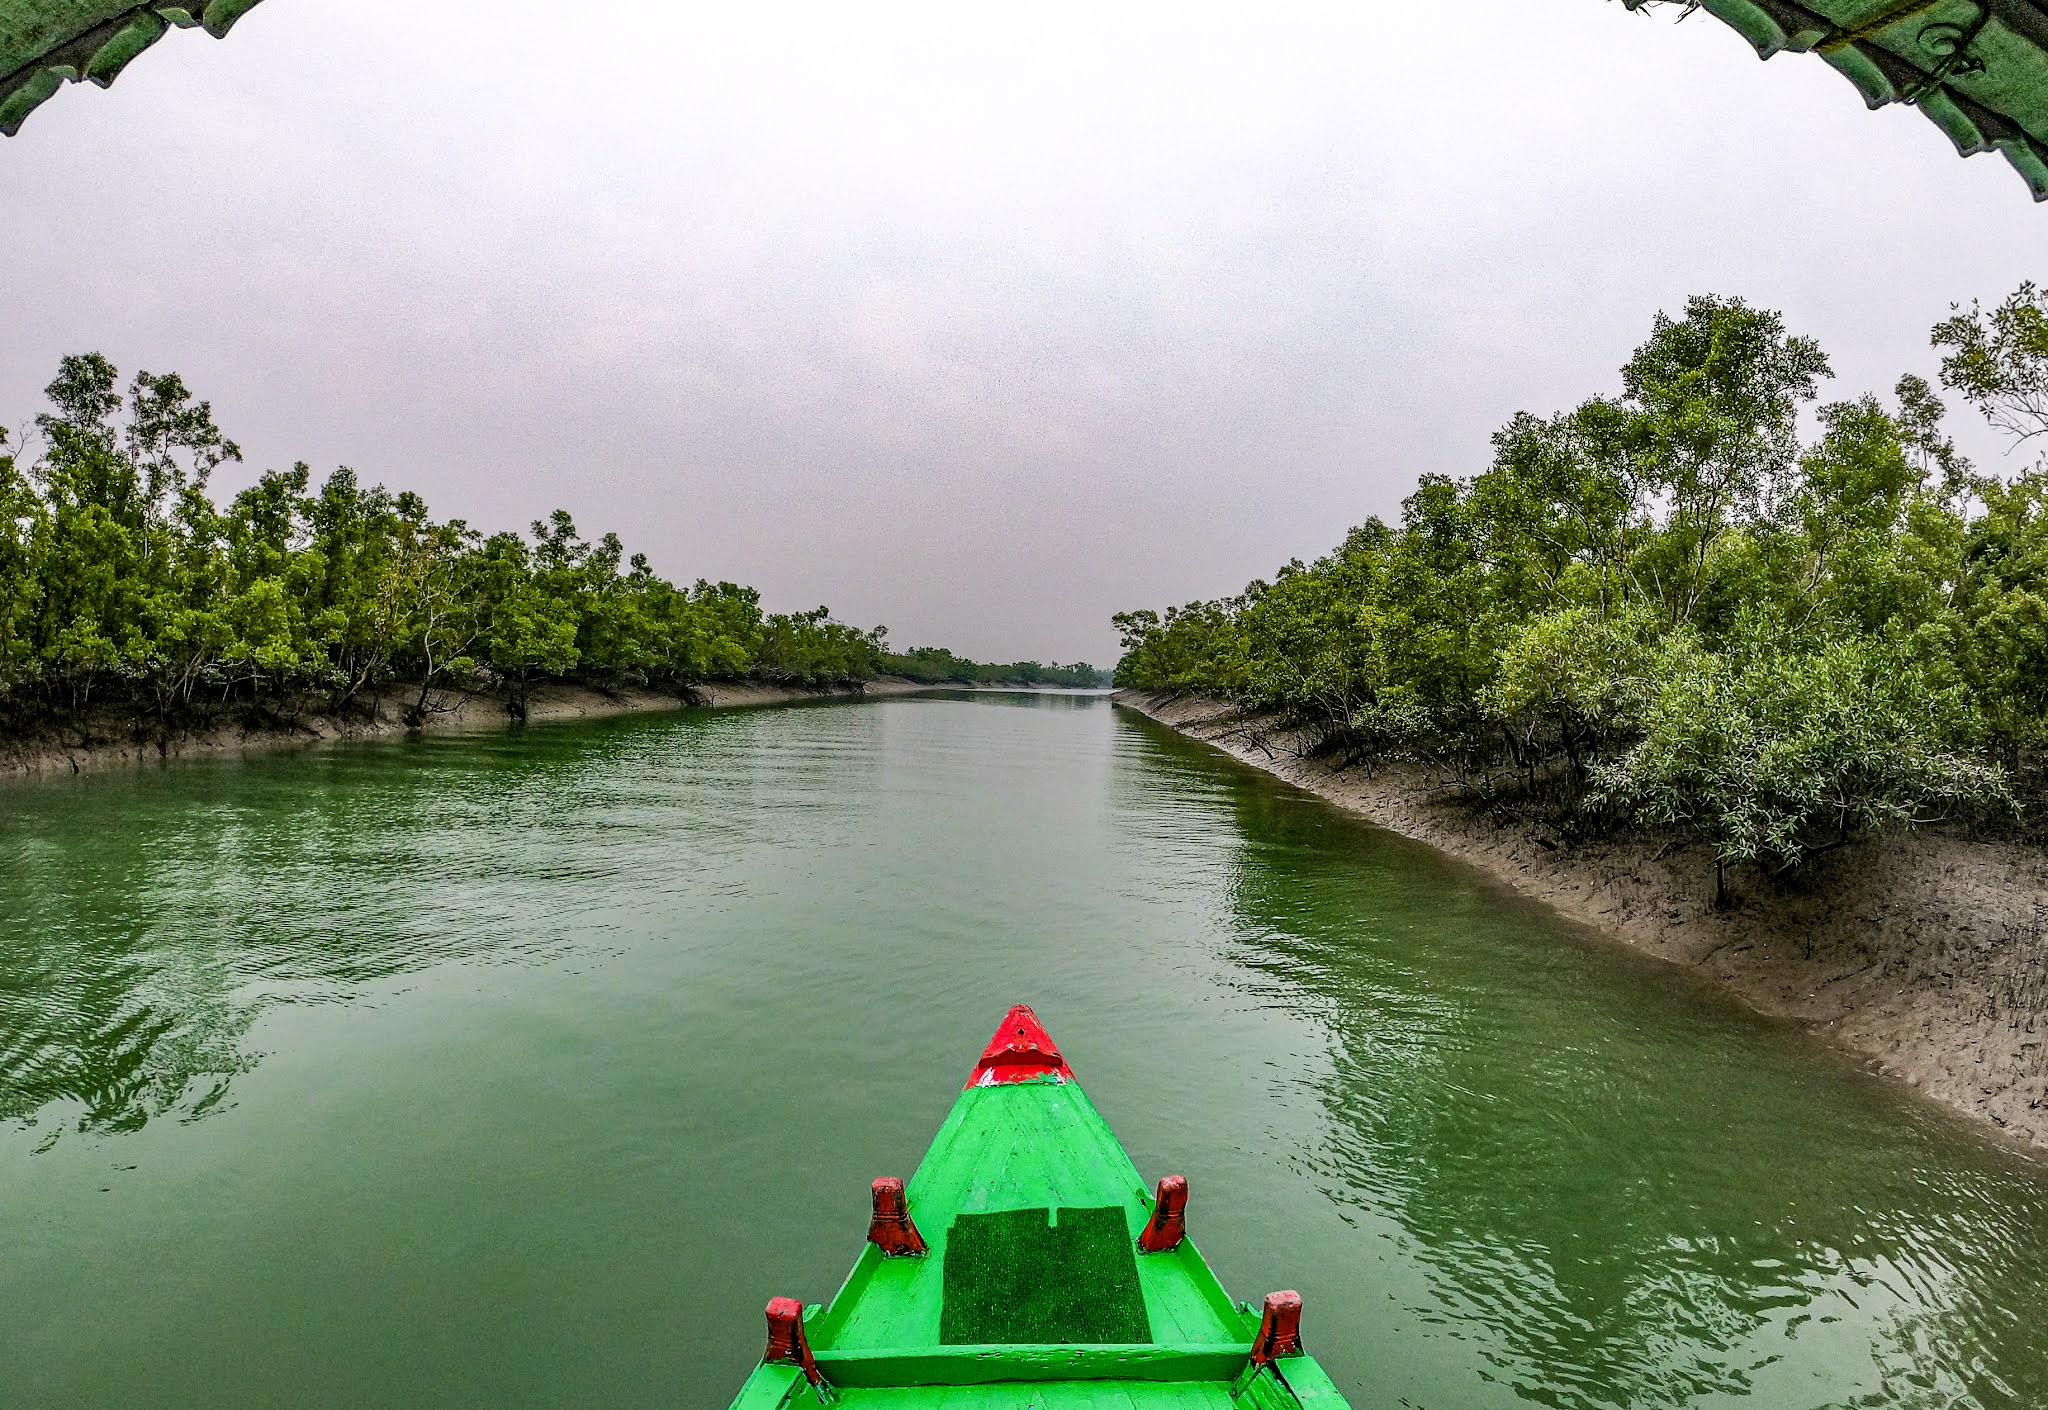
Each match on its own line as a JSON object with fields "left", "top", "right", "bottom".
{"left": 3, "top": 693, "right": 2045, "bottom": 1408}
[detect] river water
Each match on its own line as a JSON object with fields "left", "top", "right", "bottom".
{"left": 3, "top": 693, "right": 2045, "bottom": 1409}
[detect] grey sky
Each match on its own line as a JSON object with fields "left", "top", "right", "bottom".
{"left": 3, "top": 1, "right": 2040, "bottom": 665}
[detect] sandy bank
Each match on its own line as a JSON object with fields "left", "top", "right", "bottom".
{"left": 1116, "top": 689, "right": 2048, "bottom": 1154}
{"left": 0, "top": 677, "right": 939, "bottom": 781}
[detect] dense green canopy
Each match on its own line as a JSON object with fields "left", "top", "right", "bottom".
{"left": 1112, "top": 285, "right": 2048, "bottom": 894}
{"left": 0, "top": 352, "right": 1106, "bottom": 736}
{"left": 4, "top": 2, "right": 2047, "bottom": 200}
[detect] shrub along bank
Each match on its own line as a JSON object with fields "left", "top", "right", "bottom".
{"left": 1113, "top": 288, "right": 2048, "bottom": 903}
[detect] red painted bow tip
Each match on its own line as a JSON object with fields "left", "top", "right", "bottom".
{"left": 966, "top": 1003, "right": 1074, "bottom": 1087}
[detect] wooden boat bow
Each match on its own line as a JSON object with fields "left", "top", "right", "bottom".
{"left": 728, "top": 1005, "right": 1353, "bottom": 1408}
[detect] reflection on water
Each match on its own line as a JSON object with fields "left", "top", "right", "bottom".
{"left": 1, "top": 693, "right": 2044, "bottom": 1410}
{"left": 1, "top": 740, "right": 622, "bottom": 1138}
{"left": 1203, "top": 750, "right": 2048, "bottom": 1408}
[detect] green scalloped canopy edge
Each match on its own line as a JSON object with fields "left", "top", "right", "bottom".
{"left": 1628, "top": 0, "right": 2048, "bottom": 201}
{"left": 0, "top": 1, "right": 262, "bottom": 135}
{"left": 5, "top": 1, "right": 2046, "bottom": 194}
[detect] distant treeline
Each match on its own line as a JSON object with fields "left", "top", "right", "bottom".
{"left": 1114, "top": 287, "right": 2048, "bottom": 898}
{"left": 880, "top": 647, "right": 1107, "bottom": 688}
{"left": 0, "top": 354, "right": 1097, "bottom": 731}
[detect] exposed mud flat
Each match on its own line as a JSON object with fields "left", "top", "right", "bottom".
{"left": 0, "top": 677, "right": 938, "bottom": 781}
{"left": 1117, "top": 689, "right": 2048, "bottom": 1154}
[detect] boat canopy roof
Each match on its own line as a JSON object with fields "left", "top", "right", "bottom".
{"left": 1626, "top": 0, "right": 2048, "bottom": 200}
{"left": 5, "top": 1, "right": 2046, "bottom": 199}
{"left": 0, "top": 1, "right": 262, "bottom": 135}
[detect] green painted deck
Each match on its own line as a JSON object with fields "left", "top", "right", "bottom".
{"left": 818, "top": 1081, "right": 1242, "bottom": 1352}
{"left": 724, "top": 1013, "right": 1355, "bottom": 1408}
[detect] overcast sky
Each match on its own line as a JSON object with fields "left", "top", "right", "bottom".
{"left": 3, "top": 1, "right": 2041, "bottom": 663}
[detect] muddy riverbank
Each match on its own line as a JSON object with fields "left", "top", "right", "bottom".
{"left": 0, "top": 677, "right": 941, "bottom": 780}
{"left": 1117, "top": 689, "right": 2048, "bottom": 1154}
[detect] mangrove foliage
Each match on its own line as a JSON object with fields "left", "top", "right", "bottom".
{"left": 0, "top": 353, "right": 1099, "bottom": 736}
{"left": 1113, "top": 289, "right": 2048, "bottom": 893}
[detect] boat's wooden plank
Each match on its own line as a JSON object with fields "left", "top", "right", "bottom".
{"left": 1267, "top": 1355, "right": 1351, "bottom": 1408}
{"left": 1056, "top": 1378, "right": 1123, "bottom": 1410}
{"left": 818, "top": 1384, "right": 1239, "bottom": 1409}
{"left": 1132, "top": 1243, "right": 1244, "bottom": 1344}
{"left": 1229, "top": 1358, "right": 1347, "bottom": 1410}
{"left": 726, "top": 1363, "right": 807, "bottom": 1410}
{"left": 813, "top": 1344, "right": 1249, "bottom": 1386}
{"left": 807, "top": 1244, "right": 884, "bottom": 1344}
{"left": 1090, "top": 1384, "right": 1138, "bottom": 1410}
{"left": 826, "top": 1237, "right": 943, "bottom": 1348}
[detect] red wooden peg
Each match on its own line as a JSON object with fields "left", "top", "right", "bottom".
{"left": 1250, "top": 1290, "right": 1304, "bottom": 1365}
{"left": 765, "top": 1303, "right": 835, "bottom": 1401}
{"left": 867, "top": 1177, "right": 928, "bottom": 1257}
{"left": 1137, "top": 1174, "right": 1188, "bottom": 1252}
{"left": 763, "top": 1297, "right": 835, "bottom": 1398}
{"left": 763, "top": 1296, "right": 824, "bottom": 1383}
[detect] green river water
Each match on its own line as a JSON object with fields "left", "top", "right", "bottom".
{"left": 3, "top": 692, "right": 2046, "bottom": 1409}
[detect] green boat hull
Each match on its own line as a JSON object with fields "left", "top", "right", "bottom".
{"left": 727, "top": 1006, "right": 1354, "bottom": 1408}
